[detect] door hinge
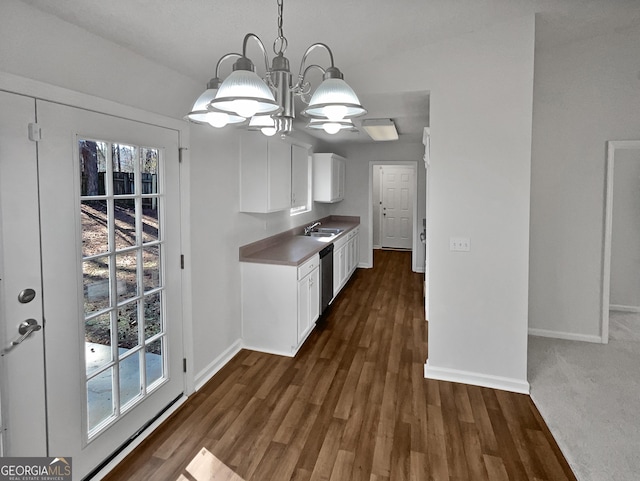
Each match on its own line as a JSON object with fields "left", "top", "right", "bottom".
{"left": 178, "top": 147, "right": 187, "bottom": 163}
{"left": 180, "top": 254, "right": 185, "bottom": 269}
{"left": 28, "top": 123, "right": 41, "bottom": 142}
{"left": 183, "top": 358, "right": 187, "bottom": 373}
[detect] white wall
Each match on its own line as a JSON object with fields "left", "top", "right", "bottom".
{"left": 529, "top": 24, "right": 640, "bottom": 340}
{"left": 0, "top": 0, "right": 200, "bottom": 120}
{"left": 346, "top": 16, "right": 535, "bottom": 392}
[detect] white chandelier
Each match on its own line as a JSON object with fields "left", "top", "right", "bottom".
{"left": 186, "top": 0, "right": 366, "bottom": 137}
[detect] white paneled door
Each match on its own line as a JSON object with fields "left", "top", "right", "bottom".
{"left": 0, "top": 95, "right": 184, "bottom": 479}
{"left": 0, "top": 91, "right": 47, "bottom": 457}
{"left": 381, "top": 166, "right": 415, "bottom": 249}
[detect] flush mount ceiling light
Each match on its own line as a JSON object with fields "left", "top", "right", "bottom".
{"left": 186, "top": 0, "right": 366, "bottom": 137}
{"left": 361, "top": 118, "right": 399, "bottom": 141}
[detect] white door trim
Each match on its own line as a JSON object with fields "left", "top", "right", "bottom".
{"left": 0, "top": 71, "right": 195, "bottom": 479}
{"left": 602, "top": 140, "right": 640, "bottom": 344}
{"left": 368, "top": 161, "right": 419, "bottom": 271}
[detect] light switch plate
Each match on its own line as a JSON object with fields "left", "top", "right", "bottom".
{"left": 450, "top": 237, "right": 470, "bottom": 252}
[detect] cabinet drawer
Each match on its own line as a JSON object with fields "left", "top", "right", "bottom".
{"left": 298, "top": 254, "right": 319, "bottom": 280}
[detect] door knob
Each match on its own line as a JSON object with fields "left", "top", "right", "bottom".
{"left": 12, "top": 318, "right": 42, "bottom": 346}
{"left": 18, "top": 288, "right": 36, "bottom": 304}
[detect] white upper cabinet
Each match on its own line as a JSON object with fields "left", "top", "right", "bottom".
{"left": 240, "top": 132, "right": 311, "bottom": 213}
{"left": 313, "top": 153, "right": 345, "bottom": 203}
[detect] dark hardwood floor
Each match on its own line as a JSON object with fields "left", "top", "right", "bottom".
{"left": 103, "top": 250, "right": 576, "bottom": 481}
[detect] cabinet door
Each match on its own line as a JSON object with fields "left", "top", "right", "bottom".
{"left": 309, "top": 267, "right": 320, "bottom": 324}
{"left": 333, "top": 246, "right": 342, "bottom": 298}
{"left": 268, "top": 140, "right": 292, "bottom": 211}
{"left": 297, "top": 268, "right": 319, "bottom": 343}
{"left": 297, "top": 275, "right": 309, "bottom": 343}
{"left": 339, "top": 247, "right": 347, "bottom": 290}
{"left": 336, "top": 157, "right": 345, "bottom": 201}
{"left": 331, "top": 157, "right": 341, "bottom": 200}
{"left": 291, "top": 144, "right": 309, "bottom": 210}
{"left": 353, "top": 231, "right": 359, "bottom": 271}
{"left": 348, "top": 237, "right": 355, "bottom": 274}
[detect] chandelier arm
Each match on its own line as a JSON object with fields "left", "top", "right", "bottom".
{"left": 242, "top": 33, "right": 271, "bottom": 74}
{"left": 296, "top": 43, "right": 335, "bottom": 80}
{"left": 295, "top": 64, "right": 326, "bottom": 93}
{"left": 214, "top": 53, "right": 244, "bottom": 77}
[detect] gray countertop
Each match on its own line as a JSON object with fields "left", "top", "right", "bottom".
{"left": 239, "top": 216, "right": 360, "bottom": 266}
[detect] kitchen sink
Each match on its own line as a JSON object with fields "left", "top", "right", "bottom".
{"left": 303, "top": 228, "right": 344, "bottom": 238}
{"left": 315, "top": 228, "right": 344, "bottom": 234}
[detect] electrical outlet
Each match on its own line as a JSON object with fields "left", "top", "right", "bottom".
{"left": 450, "top": 237, "right": 470, "bottom": 252}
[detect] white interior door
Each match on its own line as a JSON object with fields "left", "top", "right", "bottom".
{"left": 381, "top": 166, "right": 414, "bottom": 249}
{"left": 36, "top": 100, "right": 184, "bottom": 479}
{"left": 0, "top": 91, "right": 47, "bottom": 456}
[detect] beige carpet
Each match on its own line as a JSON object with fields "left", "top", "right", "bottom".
{"left": 528, "top": 312, "right": 640, "bottom": 481}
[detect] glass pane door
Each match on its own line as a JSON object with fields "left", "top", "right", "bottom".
{"left": 80, "top": 139, "right": 166, "bottom": 440}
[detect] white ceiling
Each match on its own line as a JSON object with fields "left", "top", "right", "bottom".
{"left": 19, "top": 0, "right": 640, "bottom": 145}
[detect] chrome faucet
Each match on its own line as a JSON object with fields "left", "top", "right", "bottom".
{"left": 304, "top": 221, "right": 321, "bottom": 235}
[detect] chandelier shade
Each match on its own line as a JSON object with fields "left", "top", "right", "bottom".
{"left": 307, "top": 118, "right": 356, "bottom": 135}
{"left": 209, "top": 69, "right": 281, "bottom": 118}
{"left": 185, "top": 85, "right": 245, "bottom": 127}
{"left": 301, "top": 78, "right": 366, "bottom": 120}
{"left": 248, "top": 114, "right": 278, "bottom": 136}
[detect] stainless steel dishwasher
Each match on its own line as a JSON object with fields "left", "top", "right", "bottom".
{"left": 319, "top": 243, "right": 334, "bottom": 315}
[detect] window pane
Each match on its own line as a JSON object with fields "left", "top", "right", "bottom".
{"left": 84, "top": 256, "right": 110, "bottom": 315}
{"left": 112, "top": 144, "right": 137, "bottom": 195}
{"left": 85, "top": 312, "right": 112, "bottom": 376}
{"left": 80, "top": 140, "right": 107, "bottom": 196}
{"left": 87, "top": 367, "right": 114, "bottom": 432}
{"left": 143, "top": 246, "right": 161, "bottom": 292}
{"left": 117, "top": 302, "right": 139, "bottom": 351}
{"left": 82, "top": 200, "right": 109, "bottom": 257}
{"left": 116, "top": 252, "right": 138, "bottom": 303}
{"left": 145, "top": 338, "right": 163, "bottom": 387}
{"left": 119, "top": 352, "right": 142, "bottom": 408}
{"left": 144, "top": 292, "right": 162, "bottom": 340}
{"left": 141, "top": 147, "right": 159, "bottom": 194}
{"left": 114, "top": 199, "right": 137, "bottom": 250}
{"left": 142, "top": 200, "right": 159, "bottom": 244}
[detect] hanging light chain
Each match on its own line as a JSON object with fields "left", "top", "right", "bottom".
{"left": 273, "top": 0, "right": 288, "bottom": 55}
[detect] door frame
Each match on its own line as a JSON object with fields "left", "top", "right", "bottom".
{"left": 0, "top": 70, "right": 195, "bottom": 472}
{"left": 601, "top": 140, "right": 640, "bottom": 344}
{"left": 368, "top": 161, "right": 420, "bottom": 271}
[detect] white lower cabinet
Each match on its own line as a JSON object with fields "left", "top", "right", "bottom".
{"left": 241, "top": 254, "right": 319, "bottom": 356}
{"left": 333, "top": 227, "right": 359, "bottom": 299}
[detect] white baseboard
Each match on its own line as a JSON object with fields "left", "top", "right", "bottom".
{"left": 424, "top": 360, "right": 530, "bottom": 394}
{"left": 241, "top": 343, "right": 295, "bottom": 358}
{"left": 194, "top": 339, "right": 243, "bottom": 391}
{"left": 528, "top": 328, "right": 604, "bottom": 344}
{"left": 610, "top": 304, "right": 640, "bottom": 313}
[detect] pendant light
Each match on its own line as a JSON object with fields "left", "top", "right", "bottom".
{"left": 186, "top": 0, "right": 366, "bottom": 137}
